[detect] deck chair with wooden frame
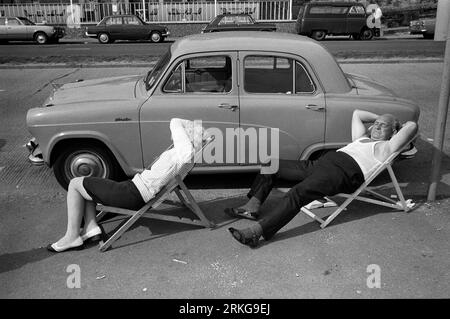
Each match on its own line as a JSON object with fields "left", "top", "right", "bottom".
{"left": 300, "top": 133, "right": 419, "bottom": 229}
{"left": 95, "top": 135, "right": 215, "bottom": 252}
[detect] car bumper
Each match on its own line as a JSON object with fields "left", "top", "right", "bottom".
{"left": 26, "top": 137, "right": 44, "bottom": 166}
{"left": 85, "top": 32, "right": 98, "bottom": 38}
{"left": 162, "top": 31, "right": 170, "bottom": 37}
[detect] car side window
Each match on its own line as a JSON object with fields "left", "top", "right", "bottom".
{"left": 295, "top": 62, "right": 315, "bottom": 93}
{"left": 163, "top": 56, "right": 232, "bottom": 94}
{"left": 244, "top": 56, "right": 315, "bottom": 94}
{"left": 163, "top": 63, "right": 183, "bottom": 93}
{"left": 105, "top": 17, "right": 122, "bottom": 25}
{"left": 0, "top": 18, "right": 5, "bottom": 25}
{"left": 349, "top": 6, "right": 365, "bottom": 15}
{"left": 309, "top": 6, "right": 348, "bottom": 14}
{"left": 244, "top": 56, "right": 293, "bottom": 94}
{"left": 7, "top": 18, "right": 20, "bottom": 26}
{"left": 123, "top": 16, "right": 140, "bottom": 25}
{"left": 236, "top": 16, "right": 251, "bottom": 24}
{"left": 219, "top": 16, "right": 235, "bottom": 25}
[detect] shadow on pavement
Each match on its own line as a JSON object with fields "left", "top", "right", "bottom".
{"left": 0, "top": 247, "right": 53, "bottom": 274}
{"left": 97, "top": 195, "right": 244, "bottom": 252}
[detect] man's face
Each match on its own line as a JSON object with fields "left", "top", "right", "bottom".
{"left": 370, "top": 115, "right": 395, "bottom": 141}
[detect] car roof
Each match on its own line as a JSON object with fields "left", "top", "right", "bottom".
{"left": 306, "top": 1, "right": 362, "bottom": 6}
{"left": 217, "top": 13, "right": 252, "bottom": 17}
{"left": 103, "top": 14, "right": 139, "bottom": 18}
{"left": 170, "top": 32, "right": 350, "bottom": 93}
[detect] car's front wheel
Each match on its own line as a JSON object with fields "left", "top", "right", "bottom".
{"left": 98, "top": 33, "right": 111, "bottom": 44}
{"left": 34, "top": 32, "right": 48, "bottom": 44}
{"left": 150, "top": 31, "right": 163, "bottom": 43}
{"left": 311, "top": 30, "right": 326, "bottom": 41}
{"left": 53, "top": 144, "right": 121, "bottom": 190}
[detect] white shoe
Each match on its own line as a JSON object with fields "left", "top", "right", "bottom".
{"left": 80, "top": 226, "right": 102, "bottom": 242}
{"left": 47, "top": 237, "right": 84, "bottom": 253}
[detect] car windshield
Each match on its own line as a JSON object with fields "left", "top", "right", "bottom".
{"left": 17, "top": 17, "right": 34, "bottom": 25}
{"left": 145, "top": 50, "right": 171, "bottom": 91}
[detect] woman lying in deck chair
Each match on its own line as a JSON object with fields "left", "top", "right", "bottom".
{"left": 225, "top": 109, "right": 418, "bottom": 248}
{"left": 47, "top": 118, "right": 209, "bottom": 253}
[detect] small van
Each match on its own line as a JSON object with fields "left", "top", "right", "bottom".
{"left": 295, "top": 1, "right": 380, "bottom": 41}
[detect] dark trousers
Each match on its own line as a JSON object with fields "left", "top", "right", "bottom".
{"left": 248, "top": 151, "right": 364, "bottom": 240}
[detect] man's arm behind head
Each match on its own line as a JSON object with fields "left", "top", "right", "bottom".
{"left": 387, "top": 121, "right": 419, "bottom": 154}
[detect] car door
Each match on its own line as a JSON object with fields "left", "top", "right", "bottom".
{"left": 238, "top": 52, "right": 326, "bottom": 165}
{"left": 122, "top": 15, "right": 146, "bottom": 40}
{"left": 6, "top": 17, "right": 27, "bottom": 40}
{"left": 105, "top": 16, "right": 124, "bottom": 39}
{"left": 139, "top": 52, "right": 240, "bottom": 169}
{"left": 347, "top": 5, "right": 366, "bottom": 34}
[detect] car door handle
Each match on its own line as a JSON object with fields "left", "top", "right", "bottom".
{"left": 218, "top": 103, "right": 239, "bottom": 111}
{"left": 305, "top": 104, "right": 325, "bottom": 111}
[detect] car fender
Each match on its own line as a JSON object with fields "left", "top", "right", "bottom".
{"left": 299, "top": 142, "right": 345, "bottom": 161}
{"left": 46, "top": 130, "right": 135, "bottom": 176}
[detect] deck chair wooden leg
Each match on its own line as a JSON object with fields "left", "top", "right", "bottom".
{"left": 387, "top": 165, "right": 409, "bottom": 212}
{"left": 96, "top": 210, "right": 108, "bottom": 222}
{"left": 99, "top": 207, "right": 150, "bottom": 252}
{"left": 174, "top": 187, "right": 190, "bottom": 207}
{"left": 176, "top": 176, "right": 215, "bottom": 228}
{"left": 321, "top": 194, "right": 360, "bottom": 228}
{"left": 300, "top": 207, "right": 326, "bottom": 224}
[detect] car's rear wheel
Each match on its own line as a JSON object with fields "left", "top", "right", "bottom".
{"left": 150, "top": 31, "right": 162, "bottom": 43}
{"left": 53, "top": 144, "right": 121, "bottom": 190}
{"left": 311, "top": 30, "right": 326, "bottom": 41}
{"left": 359, "top": 28, "right": 374, "bottom": 40}
{"left": 34, "top": 32, "right": 48, "bottom": 44}
{"left": 98, "top": 33, "right": 111, "bottom": 44}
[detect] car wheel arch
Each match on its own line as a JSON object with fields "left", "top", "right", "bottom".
{"left": 49, "top": 137, "right": 127, "bottom": 174}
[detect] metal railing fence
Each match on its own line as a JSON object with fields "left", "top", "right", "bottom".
{"left": 0, "top": 1, "right": 291, "bottom": 25}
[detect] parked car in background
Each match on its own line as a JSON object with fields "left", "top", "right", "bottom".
{"left": 201, "top": 13, "right": 276, "bottom": 33}
{"left": 85, "top": 14, "right": 169, "bottom": 44}
{"left": 409, "top": 16, "right": 436, "bottom": 39}
{"left": 296, "top": 1, "right": 379, "bottom": 41}
{"left": 26, "top": 32, "right": 419, "bottom": 189}
{"left": 0, "top": 16, "right": 64, "bottom": 44}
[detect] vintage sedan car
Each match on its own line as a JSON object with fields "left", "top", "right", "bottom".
{"left": 85, "top": 14, "right": 169, "bottom": 44}
{"left": 201, "top": 14, "right": 276, "bottom": 33}
{"left": 26, "top": 32, "right": 420, "bottom": 189}
{"left": 410, "top": 17, "right": 436, "bottom": 39}
{"left": 0, "top": 16, "right": 65, "bottom": 44}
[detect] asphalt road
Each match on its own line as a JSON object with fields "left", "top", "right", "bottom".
{"left": 0, "top": 38, "right": 445, "bottom": 64}
{"left": 1, "top": 62, "right": 449, "bottom": 298}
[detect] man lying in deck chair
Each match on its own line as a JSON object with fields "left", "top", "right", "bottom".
{"left": 225, "top": 109, "right": 418, "bottom": 248}
{"left": 47, "top": 118, "right": 209, "bottom": 253}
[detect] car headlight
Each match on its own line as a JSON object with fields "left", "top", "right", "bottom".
{"left": 52, "top": 27, "right": 56, "bottom": 33}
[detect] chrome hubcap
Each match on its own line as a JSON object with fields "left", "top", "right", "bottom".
{"left": 151, "top": 33, "right": 160, "bottom": 42}
{"left": 99, "top": 34, "right": 108, "bottom": 42}
{"left": 68, "top": 153, "right": 106, "bottom": 178}
{"left": 37, "top": 35, "right": 45, "bottom": 43}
